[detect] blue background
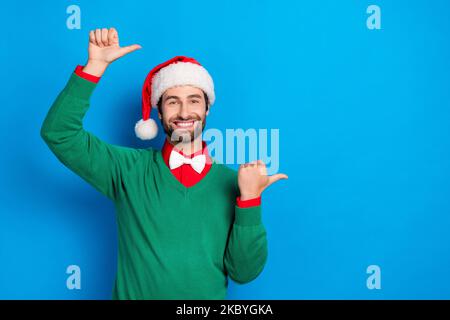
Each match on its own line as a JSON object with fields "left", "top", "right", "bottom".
{"left": 1, "top": 0, "right": 450, "bottom": 299}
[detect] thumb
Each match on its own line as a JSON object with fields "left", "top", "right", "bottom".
{"left": 117, "top": 44, "right": 142, "bottom": 57}
{"left": 267, "top": 173, "right": 289, "bottom": 187}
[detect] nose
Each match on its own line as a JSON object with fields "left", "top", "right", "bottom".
{"left": 179, "top": 102, "right": 190, "bottom": 118}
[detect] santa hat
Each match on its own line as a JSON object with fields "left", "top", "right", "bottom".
{"left": 135, "top": 56, "right": 215, "bottom": 140}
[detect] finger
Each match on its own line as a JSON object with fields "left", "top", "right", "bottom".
{"left": 109, "top": 27, "right": 118, "bottom": 45}
{"left": 107, "top": 28, "right": 114, "bottom": 46}
{"left": 101, "top": 28, "right": 109, "bottom": 46}
{"left": 117, "top": 44, "right": 142, "bottom": 57}
{"left": 95, "top": 29, "right": 103, "bottom": 47}
{"left": 256, "top": 160, "right": 265, "bottom": 167}
{"left": 247, "top": 161, "right": 257, "bottom": 167}
{"left": 267, "top": 173, "right": 289, "bottom": 187}
{"left": 89, "top": 30, "right": 96, "bottom": 45}
{"left": 89, "top": 30, "right": 96, "bottom": 44}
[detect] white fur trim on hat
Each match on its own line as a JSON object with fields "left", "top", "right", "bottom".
{"left": 135, "top": 118, "right": 158, "bottom": 140}
{"left": 151, "top": 62, "right": 215, "bottom": 108}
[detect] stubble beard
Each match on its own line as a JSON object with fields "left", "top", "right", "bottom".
{"left": 163, "top": 115, "right": 206, "bottom": 146}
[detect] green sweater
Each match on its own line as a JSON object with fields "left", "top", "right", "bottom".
{"left": 40, "top": 72, "right": 268, "bottom": 299}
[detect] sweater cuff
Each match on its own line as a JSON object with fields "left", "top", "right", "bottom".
{"left": 236, "top": 196, "right": 261, "bottom": 208}
{"left": 65, "top": 69, "right": 98, "bottom": 100}
{"left": 74, "top": 65, "right": 101, "bottom": 83}
{"left": 234, "top": 205, "right": 262, "bottom": 226}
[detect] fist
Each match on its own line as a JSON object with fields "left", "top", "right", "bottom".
{"left": 238, "top": 160, "right": 288, "bottom": 200}
{"left": 87, "top": 27, "right": 141, "bottom": 65}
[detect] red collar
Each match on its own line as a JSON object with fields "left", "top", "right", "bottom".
{"left": 161, "top": 137, "right": 212, "bottom": 168}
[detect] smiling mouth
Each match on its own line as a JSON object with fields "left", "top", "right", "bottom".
{"left": 173, "top": 120, "right": 196, "bottom": 129}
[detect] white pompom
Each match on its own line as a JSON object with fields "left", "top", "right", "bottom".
{"left": 135, "top": 118, "right": 158, "bottom": 140}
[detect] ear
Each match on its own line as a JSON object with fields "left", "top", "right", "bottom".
{"left": 157, "top": 103, "right": 163, "bottom": 119}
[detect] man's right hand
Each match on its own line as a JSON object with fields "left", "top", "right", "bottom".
{"left": 82, "top": 27, "right": 142, "bottom": 77}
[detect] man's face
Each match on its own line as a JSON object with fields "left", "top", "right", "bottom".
{"left": 158, "top": 85, "right": 209, "bottom": 143}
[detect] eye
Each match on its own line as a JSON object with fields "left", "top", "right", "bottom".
{"left": 168, "top": 100, "right": 177, "bottom": 105}
{"left": 191, "top": 100, "right": 200, "bottom": 104}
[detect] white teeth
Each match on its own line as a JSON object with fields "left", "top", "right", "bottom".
{"left": 176, "top": 121, "right": 194, "bottom": 128}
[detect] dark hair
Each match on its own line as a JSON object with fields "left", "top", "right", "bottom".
{"left": 157, "top": 91, "right": 209, "bottom": 115}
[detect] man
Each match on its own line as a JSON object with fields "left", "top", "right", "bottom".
{"left": 41, "top": 27, "right": 288, "bottom": 299}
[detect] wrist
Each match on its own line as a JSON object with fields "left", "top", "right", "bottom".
{"left": 239, "top": 193, "right": 261, "bottom": 201}
{"left": 83, "top": 59, "right": 109, "bottom": 77}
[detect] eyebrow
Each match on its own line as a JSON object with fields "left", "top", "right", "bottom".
{"left": 165, "top": 94, "right": 203, "bottom": 100}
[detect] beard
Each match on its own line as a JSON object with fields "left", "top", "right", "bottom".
{"left": 162, "top": 114, "right": 206, "bottom": 144}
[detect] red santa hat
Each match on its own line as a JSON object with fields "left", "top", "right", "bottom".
{"left": 135, "top": 55, "right": 215, "bottom": 140}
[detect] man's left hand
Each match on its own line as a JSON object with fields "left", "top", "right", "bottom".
{"left": 238, "top": 160, "right": 288, "bottom": 201}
